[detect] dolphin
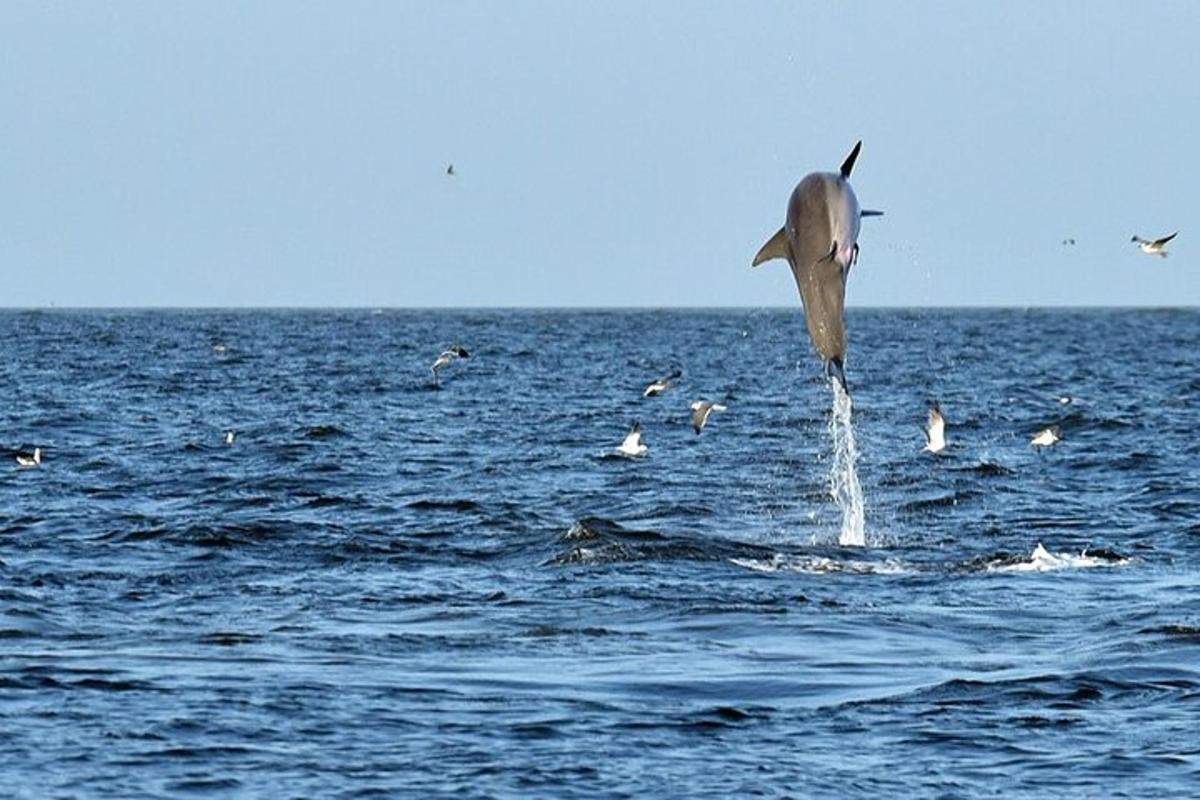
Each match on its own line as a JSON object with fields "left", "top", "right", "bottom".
{"left": 753, "top": 141, "right": 881, "bottom": 391}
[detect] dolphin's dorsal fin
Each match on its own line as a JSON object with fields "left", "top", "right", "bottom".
{"left": 752, "top": 227, "right": 791, "bottom": 266}
{"left": 840, "top": 140, "right": 863, "bottom": 178}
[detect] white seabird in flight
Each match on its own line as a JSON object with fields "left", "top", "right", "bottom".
{"left": 431, "top": 345, "right": 470, "bottom": 386}
{"left": 1132, "top": 232, "right": 1177, "bottom": 257}
{"left": 617, "top": 421, "right": 648, "bottom": 457}
{"left": 924, "top": 402, "right": 946, "bottom": 453}
{"left": 643, "top": 368, "right": 682, "bottom": 397}
{"left": 690, "top": 400, "right": 727, "bottom": 435}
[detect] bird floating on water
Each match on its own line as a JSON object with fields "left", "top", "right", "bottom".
{"left": 1031, "top": 425, "right": 1062, "bottom": 448}
{"left": 431, "top": 345, "right": 470, "bottom": 386}
{"left": 15, "top": 447, "right": 41, "bottom": 468}
{"left": 617, "top": 421, "right": 648, "bottom": 457}
{"left": 643, "top": 368, "right": 682, "bottom": 397}
{"left": 690, "top": 400, "right": 727, "bottom": 435}
{"left": 923, "top": 402, "right": 946, "bottom": 453}
{"left": 224, "top": 430, "right": 236, "bottom": 446}
{"left": 1132, "top": 232, "right": 1177, "bottom": 257}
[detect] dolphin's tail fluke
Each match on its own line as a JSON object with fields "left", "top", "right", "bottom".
{"left": 826, "top": 358, "right": 850, "bottom": 395}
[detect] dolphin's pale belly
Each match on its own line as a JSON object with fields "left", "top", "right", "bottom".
{"left": 784, "top": 173, "right": 861, "bottom": 366}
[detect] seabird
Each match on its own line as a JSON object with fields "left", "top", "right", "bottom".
{"left": 224, "top": 430, "right": 236, "bottom": 445}
{"left": 690, "top": 400, "right": 727, "bottom": 435}
{"left": 431, "top": 344, "right": 470, "bottom": 385}
{"left": 1061, "top": 238, "right": 1076, "bottom": 246}
{"left": 643, "top": 368, "right": 682, "bottom": 397}
{"left": 1031, "top": 425, "right": 1062, "bottom": 448}
{"left": 753, "top": 140, "right": 883, "bottom": 392}
{"left": 617, "top": 421, "right": 648, "bottom": 457}
{"left": 447, "top": 164, "right": 455, "bottom": 176}
{"left": 1132, "top": 232, "right": 1177, "bottom": 257}
{"left": 15, "top": 447, "right": 41, "bottom": 468}
{"left": 923, "top": 402, "right": 946, "bottom": 453}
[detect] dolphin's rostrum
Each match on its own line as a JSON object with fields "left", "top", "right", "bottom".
{"left": 753, "top": 141, "right": 881, "bottom": 391}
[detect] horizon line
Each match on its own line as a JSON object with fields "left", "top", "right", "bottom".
{"left": 1, "top": 304, "right": 1197, "bottom": 312}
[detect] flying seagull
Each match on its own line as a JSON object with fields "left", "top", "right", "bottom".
{"left": 923, "top": 402, "right": 946, "bottom": 453}
{"left": 1031, "top": 425, "right": 1062, "bottom": 448}
{"left": 431, "top": 345, "right": 470, "bottom": 386}
{"left": 617, "top": 421, "right": 648, "bottom": 457}
{"left": 15, "top": 447, "right": 41, "bottom": 468}
{"left": 690, "top": 400, "right": 728, "bottom": 435}
{"left": 643, "top": 368, "right": 682, "bottom": 397}
{"left": 446, "top": 164, "right": 455, "bottom": 176}
{"left": 1132, "top": 232, "right": 1177, "bottom": 257}
{"left": 753, "top": 141, "right": 883, "bottom": 393}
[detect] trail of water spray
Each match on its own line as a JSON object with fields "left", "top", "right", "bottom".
{"left": 828, "top": 378, "right": 866, "bottom": 546}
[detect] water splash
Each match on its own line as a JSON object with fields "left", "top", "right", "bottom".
{"left": 828, "top": 378, "right": 866, "bottom": 546}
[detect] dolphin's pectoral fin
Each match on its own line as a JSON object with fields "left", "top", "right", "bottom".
{"left": 752, "top": 227, "right": 791, "bottom": 267}
{"left": 861, "top": 209, "right": 885, "bottom": 218}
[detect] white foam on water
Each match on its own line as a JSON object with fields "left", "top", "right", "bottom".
{"left": 828, "top": 378, "right": 866, "bottom": 546}
{"left": 989, "top": 542, "right": 1134, "bottom": 573}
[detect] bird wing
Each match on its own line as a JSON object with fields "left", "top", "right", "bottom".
{"left": 1153, "top": 232, "right": 1178, "bottom": 246}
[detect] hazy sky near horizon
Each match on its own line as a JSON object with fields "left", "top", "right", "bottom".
{"left": 2, "top": 2, "right": 1197, "bottom": 307}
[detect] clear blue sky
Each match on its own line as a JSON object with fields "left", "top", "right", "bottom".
{"left": 2, "top": 2, "right": 1197, "bottom": 307}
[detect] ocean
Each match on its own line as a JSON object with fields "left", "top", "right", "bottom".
{"left": 2, "top": 308, "right": 1198, "bottom": 798}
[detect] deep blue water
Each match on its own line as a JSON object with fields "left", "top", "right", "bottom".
{"left": 2, "top": 308, "right": 1199, "bottom": 799}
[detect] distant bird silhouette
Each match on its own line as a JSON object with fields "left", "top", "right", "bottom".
{"left": 1031, "top": 425, "right": 1062, "bottom": 448}
{"left": 1061, "top": 238, "right": 1076, "bottom": 246}
{"left": 643, "top": 368, "right": 682, "bottom": 397}
{"left": 1132, "top": 232, "right": 1177, "bottom": 257}
{"left": 690, "top": 400, "right": 727, "bottom": 435}
{"left": 617, "top": 421, "right": 648, "bottom": 457}
{"left": 446, "top": 164, "right": 455, "bottom": 176}
{"left": 15, "top": 447, "right": 41, "bottom": 468}
{"left": 431, "top": 344, "right": 470, "bottom": 386}
{"left": 923, "top": 402, "right": 946, "bottom": 453}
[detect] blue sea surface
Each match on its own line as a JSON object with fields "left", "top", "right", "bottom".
{"left": 2, "top": 308, "right": 1199, "bottom": 798}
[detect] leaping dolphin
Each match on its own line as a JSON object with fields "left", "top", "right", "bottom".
{"left": 753, "top": 141, "right": 882, "bottom": 391}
